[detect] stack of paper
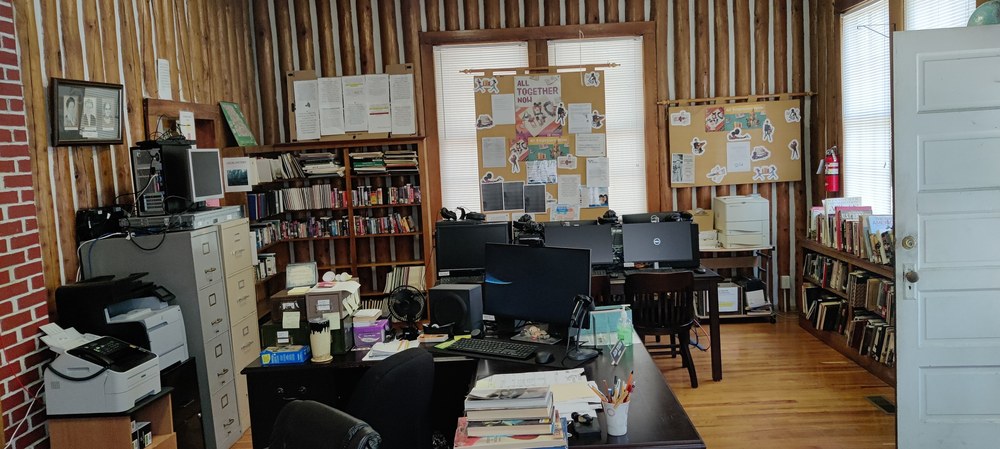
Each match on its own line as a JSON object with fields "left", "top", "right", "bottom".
{"left": 471, "top": 369, "right": 602, "bottom": 418}
{"left": 362, "top": 339, "right": 419, "bottom": 361}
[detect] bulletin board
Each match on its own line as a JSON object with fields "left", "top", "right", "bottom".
{"left": 473, "top": 67, "right": 608, "bottom": 222}
{"left": 667, "top": 99, "right": 803, "bottom": 187}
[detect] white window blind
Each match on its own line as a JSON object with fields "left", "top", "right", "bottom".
{"left": 841, "top": 1, "right": 893, "bottom": 214}
{"left": 548, "top": 37, "right": 647, "bottom": 215}
{"left": 905, "top": 0, "right": 976, "bottom": 30}
{"left": 434, "top": 43, "right": 529, "bottom": 213}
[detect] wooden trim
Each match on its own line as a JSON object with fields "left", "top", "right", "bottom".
{"left": 378, "top": 0, "right": 400, "bottom": 65}
{"left": 654, "top": 0, "right": 669, "bottom": 210}
{"left": 425, "top": 0, "right": 441, "bottom": 32}
{"left": 566, "top": 0, "right": 580, "bottom": 25}
{"left": 420, "top": 21, "right": 654, "bottom": 44}
{"left": 642, "top": 33, "right": 659, "bottom": 213}
{"left": 461, "top": 62, "right": 618, "bottom": 75}
{"left": 357, "top": 0, "right": 376, "bottom": 73}
{"left": 464, "top": 0, "right": 481, "bottom": 30}
{"left": 294, "top": 0, "right": 315, "bottom": 70}
{"left": 419, "top": 42, "right": 442, "bottom": 280}
{"left": 834, "top": 0, "right": 879, "bottom": 14}
{"left": 504, "top": 0, "right": 520, "bottom": 27}
{"left": 661, "top": 91, "right": 815, "bottom": 106}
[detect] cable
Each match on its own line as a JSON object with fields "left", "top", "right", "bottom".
{"left": 2, "top": 383, "right": 42, "bottom": 449}
{"left": 41, "top": 361, "right": 109, "bottom": 382}
{"left": 127, "top": 229, "right": 169, "bottom": 251}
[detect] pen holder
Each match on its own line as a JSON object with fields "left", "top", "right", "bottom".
{"left": 601, "top": 401, "right": 630, "bottom": 436}
{"left": 309, "top": 318, "right": 333, "bottom": 363}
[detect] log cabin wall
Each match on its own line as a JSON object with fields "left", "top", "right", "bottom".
{"left": 251, "top": 0, "right": 816, "bottom": 309}
{"left": 13, "top": 0, "right": 261, "bottom": 313}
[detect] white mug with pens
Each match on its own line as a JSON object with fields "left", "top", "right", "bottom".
{"left": 589, "top": 371, "right": 635, "bottom": 436}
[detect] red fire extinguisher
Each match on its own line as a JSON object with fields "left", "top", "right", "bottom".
{"left": 824, "top": 146, "right": 840, "bottom": 193}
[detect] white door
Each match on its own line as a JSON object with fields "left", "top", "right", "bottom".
{"left": 894, "top": 25, "right": 1000, "bottom": 448}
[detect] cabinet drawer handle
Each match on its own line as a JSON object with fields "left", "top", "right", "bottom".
{"left": 238, "top": 295, "right": 250, "bottom": 303}
{"left": 217, "top": 368, "right": 229, "bottom": 377}
{"left": 233, "top": 249, "right": 245, "bottom": 255}
{"left": 212, "top": 318, "right": 224, "bottom": 326}
{"left": 205, "top": 267, "right": 217, "bottom": 273}
{"left": 223, "top": 418, "right": 235, "bottom": 427}
{"left": 241, "top": 341, "right": 254, "bottom": 350}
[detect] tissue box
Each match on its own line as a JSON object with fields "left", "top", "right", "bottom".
{"left": 261, "top": 345, "right": 311, "bottom": 365}
{"left": 353, "top": 318, "right": 390, "bottom": 350}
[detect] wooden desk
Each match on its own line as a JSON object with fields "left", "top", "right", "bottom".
{"left": 241, "top": 341, "right": 704, "bottom": 449}
{"left": 605, "top": 269, "right": 725, "bottom": 381}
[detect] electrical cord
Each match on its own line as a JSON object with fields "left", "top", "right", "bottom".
{"left": 41, "top": 361, "right": 110, "bottom": 382}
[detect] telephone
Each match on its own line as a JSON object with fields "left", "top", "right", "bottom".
{"left": 67, "top": 336, "right": 148, "bottom": 369}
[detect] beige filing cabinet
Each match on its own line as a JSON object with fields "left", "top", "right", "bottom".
{"left": 217, "top": 218, "right": 261, "bottom": 433}
{"left": 82, "top": 224, "right": 243, "bottom": 449}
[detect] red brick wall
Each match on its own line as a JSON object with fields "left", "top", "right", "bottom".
{"left": 0, "top": 0, "right": 50, "bottom": 447}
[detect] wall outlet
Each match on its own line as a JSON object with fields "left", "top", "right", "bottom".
{"left": 780, "top": 275, "right": 792, "bottom": 289}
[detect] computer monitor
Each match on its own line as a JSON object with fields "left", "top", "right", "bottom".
{"left": 621, "top": 221, "right": 700, "bottom": 268}
{"left": 435, "top": 222, "right": 512, "bottom": 276}
{"left": 621, "top": 212, "right": 683, "bottom": 224}
{"left": 543, "top": 223, "right": 615, "bottom": 265}
{"left": 160, "top": 144, "right": 224, "bottom": 211}
{"left": 483, "top": 243, "right": 591, "bottom": 329}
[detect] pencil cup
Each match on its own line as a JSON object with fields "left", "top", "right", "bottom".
{"left": 309, "top": 318, "right": 333, "bottom": 363}
{"left": 602, "top": 401, "right": 629, "bottom": 436}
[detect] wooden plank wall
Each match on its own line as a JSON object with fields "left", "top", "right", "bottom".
{"left": 13, "top": 0, "right": 260, "bottom": 312}
{"left": 251, "top": 0, "right": 813, "bottom": 308}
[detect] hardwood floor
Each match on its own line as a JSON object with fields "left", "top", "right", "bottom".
{"left": 233, "top": 313, "right": 896, "bottom": 449}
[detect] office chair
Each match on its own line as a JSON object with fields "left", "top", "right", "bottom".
{"left": 590, "top": 274, "right": 612, "bottom": 306}
{"left": 270, "top": 400, "right": 381, "bottom": 449}
{"left": 624, "top": 271, "right": 699, "bottom": 388}
{"left": 347, "top": 347, "right": 435, "bottom": 449}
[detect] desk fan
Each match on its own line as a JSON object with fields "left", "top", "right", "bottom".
{"left": 387, "top": 285, "right": 425, "bottom": 340}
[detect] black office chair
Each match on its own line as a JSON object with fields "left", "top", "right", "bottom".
{"left": 347, "top": 347, "right": 435, "bottom": 449}
{"left": 624, "top": 271, "right": 698, "bottom": 388}
{"left": 270, "top": 400, "right": 381, "bottom": 449}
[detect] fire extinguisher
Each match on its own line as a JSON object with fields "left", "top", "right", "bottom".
{"left": 824, "top": 146, "right": 840, "bottom": 193}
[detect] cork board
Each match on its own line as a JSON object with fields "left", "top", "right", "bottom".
{"left": 474, "top": 69, "right": 608, "bottom": 222}
{"left": 667, "top": 99, "right": 803, "bottom": 187}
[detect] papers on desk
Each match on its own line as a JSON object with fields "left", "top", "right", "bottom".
{"left": 472, "top": 369, "right": 602, "bottom": 417}
{"left": 362, "top": 340, "right": 419, "bottom": 361}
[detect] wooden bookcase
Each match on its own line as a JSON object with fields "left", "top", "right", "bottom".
{"left": 49, "top": 390, "right": 176, "bottom": 449}
{"left": 228, "top": 136, "right": 433, "bottom": 319}
{"left": 797, "top": 238, "right": 896, "bottom": 386}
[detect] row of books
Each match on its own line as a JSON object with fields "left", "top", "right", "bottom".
{"left": 254, "top": 153, "right": 346, "bottom": 184}
{"left": 844, "top": 270, "right": 896, "bottom": 325}
{"left": 351, "top": 184, "right": 421, "bottom": 206}
{"left": 256, "top": 253, "right": 278, "bottom": 280}
{"left": 352, "top": 214, "right": 417, "bottom": 235}
{"left": 350, "top": 151, "right": 387, "bottom": 174}
{"left": 455, "top": 384, "right": 567, "bottom": 449}
{"left": 802, "top": 252, "right": 852, "bottom": 294}
{"left": 382, "top": 265, "right": 426, "bottom": 293}
{"left": 807, "top": 197, "right": 894, "bottom": 265}
{"left": 251, "top": 217, "right": 352, "bottom": 249}
{"left": 845, "top": 311, "right": 895, "bottom": 366}
{"left": 246, "top": 187, "right": 351, "bottom": 221}
{"left": 383, "top": 149, "right": 419, "bottom": 173}
{"left": 802, "top": 282, "right": 896, "bottom": 367}
{"left": 349, "top": 149, "right": 420, "bottom": 174}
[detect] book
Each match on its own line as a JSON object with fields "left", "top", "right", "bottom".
{"left": 466, "top": 416, "right": 555, "bottom": 437}
{"left": 464, "top": 387, "right": 552, "bottom": 411}
{"left": 465, "top": 404, "right": 554, "bottom": 421}
{"left": 454, "top": 415, "right": 567, "bottom": 449}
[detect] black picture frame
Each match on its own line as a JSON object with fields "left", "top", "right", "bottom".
{"left": 50, "top": 78, "right": 123, "bottom": 146}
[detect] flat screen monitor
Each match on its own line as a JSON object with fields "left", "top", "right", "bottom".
{"left": 161, "top": 144, "right": 224, "bottom": 210}
{"left": 435, "top": 222, "right": 512, "bottom": 276}
{"left": 621, "top": 221, "right": 699, "bottom": 268}
{"left": 188, "top": 148, "right": 225, "bottom": 202}
{"left": 543, "top": 223, "right": 615, "bottom": 265}
{"left": 484, "top": 244, "right": 591, "bottom": 328}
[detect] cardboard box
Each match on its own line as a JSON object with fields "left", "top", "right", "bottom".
{"left": 260, "top": 345, "right": 311, "bottom": 365}
{"left": 718, "top": 282, "right": 741, "bottom": 313}
{"left": 353, "top": 318, "right": 390, "bottom": 350}
{"left": 713, "top": 195, "right": 768, "bottom": 223}
{"left": 687, "top": 209, "right": 714, "bottom": 232}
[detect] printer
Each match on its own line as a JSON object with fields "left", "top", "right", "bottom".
{"left": 56, "top": 273, "right": 188, "bottom": 370}
{"left": 41, "top": 323, "right": 161, "bottom": 415}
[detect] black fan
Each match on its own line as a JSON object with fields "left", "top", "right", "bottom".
{"left": 387, "top": 285, "right": 425, "bottom": 341}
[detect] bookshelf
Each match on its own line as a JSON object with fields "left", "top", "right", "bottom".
{"left": 798, "top": 238, "right": 896, "bottom": 386}
{"left": 230, "top": 136, "right": 432, "bottom": 319}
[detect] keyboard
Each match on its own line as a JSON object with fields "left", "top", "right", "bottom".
{"left": 446, "top": 338, "right": 537, "bottom": 360}
{"left": 438, "top": 275, "right": 484, "bottom": 285}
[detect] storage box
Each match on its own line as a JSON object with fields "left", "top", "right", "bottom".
{"left": 260, "top": 345, "right": 311, "bottom": 365}
{"left": 687, "top": 209, "right": 714, "bottom": 232}
{"left": 306, "top": 281, "right": 362, "bottom": 321}
{"left": 261, "top": 321, "right": 310, "bottom": 347}
{"left": 718, "top": 282, "right": 741, "bottom": 313}
{"left": 353, "top": 318, "right": 390, "bottom": 350}
{"left": 269, "top": 290, "right": 307, "bottom": 325}
{"left": 699, "top": 230, "right": 719, "bottom": 250}
{"left": 713, "top": 195, "right": 768, "bottom": 223}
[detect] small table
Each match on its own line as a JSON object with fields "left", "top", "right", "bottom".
{"left": 48, "top": 388, "right": 176, "bottom": 449}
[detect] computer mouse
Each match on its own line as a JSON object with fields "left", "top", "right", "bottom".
{"left": 535, "top": 351, "right": 555, "bottom": 364}
{"left": 693, "top": 267, "right": 707, "bottom": 274}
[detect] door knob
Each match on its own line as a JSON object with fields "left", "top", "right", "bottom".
{"left": 904, "top": 270, "right": 919, "bottom": 283}
{"left": 901, "top": 235, "right": 916, "bottom": 250}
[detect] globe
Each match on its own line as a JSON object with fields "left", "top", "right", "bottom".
{"left": 969, "top": 0, "right": 1000, "bottom": 26}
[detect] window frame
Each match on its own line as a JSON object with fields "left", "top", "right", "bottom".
{"left": 419, "top": 23, "right": 661, "bottom": 227}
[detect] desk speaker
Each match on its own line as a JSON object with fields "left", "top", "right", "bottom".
{"left": 429, "top": 284, "right": 483, "bottom": 336}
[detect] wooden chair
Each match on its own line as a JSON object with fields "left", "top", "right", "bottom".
{"left": 590, "top": 274, "right": 612, "bottom": 306}
{"left": 623, "top": 271, "right": 698, "bottom": 388}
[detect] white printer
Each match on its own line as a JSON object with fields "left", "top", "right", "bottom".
{"left": 41, "top": 323, "right": 161, "bottom": 415}
{"left": 713, "top": 195, "right": 771, "bottom": 248}
{"left": 106, "top": 297, "right": 189, "bottom": 369}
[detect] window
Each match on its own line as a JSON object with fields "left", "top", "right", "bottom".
{"left": 548, "top": 37, "right": 647, "bottom": 215}
{"left": 841, "top": 1, "right": 892, "bottom": 214}
{"left": 905, "top": 0, "right": 976, "bottom": 30}
{"left": 434, "top": 43, "right": 529, "bottom": 212}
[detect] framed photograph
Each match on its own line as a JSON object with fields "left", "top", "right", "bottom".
{"left": 50, "top": 78, "right": 123, "bottom": 146}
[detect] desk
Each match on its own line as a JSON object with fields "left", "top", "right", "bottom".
{"left": 241, "top": 341, "right": 704, "bottom": 449}
{"left": 604, "top": 269, "right": 725, "bottom": 382}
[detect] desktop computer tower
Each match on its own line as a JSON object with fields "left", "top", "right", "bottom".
{"left": 429, "top": 284, "right": 483, "bottom": 336}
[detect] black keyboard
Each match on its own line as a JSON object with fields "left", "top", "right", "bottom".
{"left": 438, "top": 275, "right": 484, "bottom": 285}
{"left": 446, "top": 338, "right": 537, "bottom": 360}
{"left": 624, "top": 268, "right": 683, "bottom": 276}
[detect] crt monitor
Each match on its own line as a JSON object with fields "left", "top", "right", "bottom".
{"left": 621, "top": 221, "right": 700, "bottom": 268}
{"left": 483, "top": 243, "right": 591, "bottom": 328}
{"left": 543, "top": 223, "right": 615, "bottom": 265}
{"left": 435, "top": 222, "right": 512, "bottom": 276}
